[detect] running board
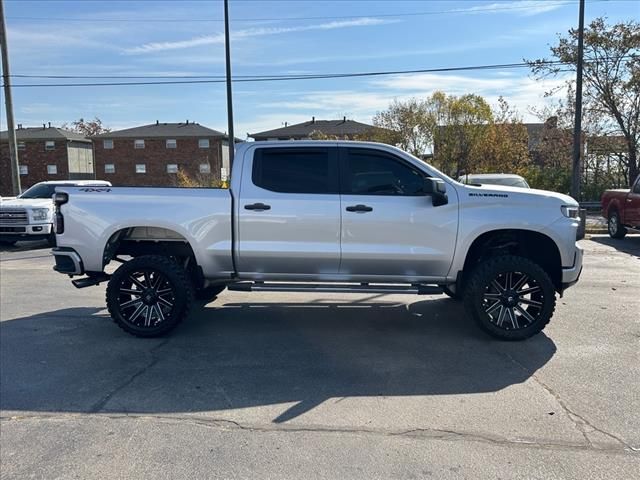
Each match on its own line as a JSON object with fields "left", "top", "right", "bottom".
{"left": 72, "top": 273, "right": 111, "bottom": 289}
{"left": 227, "top": 282, "right": 443, "bottom": 295}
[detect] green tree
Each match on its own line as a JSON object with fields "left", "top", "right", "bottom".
{"left": 527, "top": 17, "right": 640, "bottom": 187}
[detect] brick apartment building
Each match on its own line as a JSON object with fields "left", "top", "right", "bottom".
{"left": 0, "top": 125, "right": 94, "bottom": 196}
{"left": 92, "top": 122, "right": 231, "bottom": 187}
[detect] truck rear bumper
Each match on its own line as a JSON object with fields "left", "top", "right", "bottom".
{"left": 52, "top": 247, "right": 84, "bottom": 275}
{"left": 561, "top": 243, "right": 583, "bottom": 290}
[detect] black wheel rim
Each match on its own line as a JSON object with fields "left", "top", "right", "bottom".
{"left": 116, "top": 268, "right": 175, "bottom": 329}
{"left": 481, "top": 271, "right": 545, "bottom": 331}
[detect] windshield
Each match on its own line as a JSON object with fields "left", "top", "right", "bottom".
{"left": 17, "top": 184, "right": 66, "bottom": 199}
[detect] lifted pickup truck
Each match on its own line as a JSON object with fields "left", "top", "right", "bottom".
{"left": 0, "top": 180, "right": 111, "bottom": 246}
{"left": 601, "top": 175, "right": 640, "bottom": 238}
{"left": 51, "top": 141, "right": 583, "bottom": 340}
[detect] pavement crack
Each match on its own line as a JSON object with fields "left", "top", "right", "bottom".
{"left": 503, "top": 352, "right": 634, "bottom": 451}
{"left": 2, "top": 412, "right": 637, "bottom": 455}
{"left": 88, "top": 338, "right": 171, "bottom": 413}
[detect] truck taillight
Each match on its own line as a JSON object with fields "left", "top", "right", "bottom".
{"left": 53, "top": 192, "right": 68, "bottom": 234}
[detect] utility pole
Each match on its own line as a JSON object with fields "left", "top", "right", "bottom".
{"left": 223, "top": 0, "right": 235, "bottom": 169}
{"left": 570, "top": 0, "right": 585, "bottom": 200}
{"left": 0, "top": 0, "right": 21, "bottom": 195}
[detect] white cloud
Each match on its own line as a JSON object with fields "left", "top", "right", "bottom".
{"left": 461, "top": 1, "right": 567, "bottom": 16}
{"left": 123, "top": 17, "right": 396, "bottom": 54}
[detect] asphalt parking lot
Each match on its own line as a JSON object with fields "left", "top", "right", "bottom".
{"left": 1, "top": 236, "right": 639, "bottom": 479}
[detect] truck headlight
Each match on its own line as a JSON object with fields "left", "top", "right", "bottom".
{"left": 561, "top": 205, "right": 579, "bottom": 219}
{"left": 31, "top": 208, "right": 50, "bottom": 221}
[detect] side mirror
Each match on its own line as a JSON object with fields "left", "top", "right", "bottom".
{"left": 424, "top": 177, "right": 448, "bottom": 207}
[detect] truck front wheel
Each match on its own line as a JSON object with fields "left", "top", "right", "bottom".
{"left": 463, "top": 255, "right": 556, "bottom": 341}
{"left": 106, "top": 255, "right": 194, "bottom": 337}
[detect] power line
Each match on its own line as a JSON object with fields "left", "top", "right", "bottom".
{"left": 5, "top": 61, "right": 570, "bottom": 88}
{"left": 5, "top": 0, "right": 597, "bottom": 24}
{"left": 11, "top": 55, "right": 629, "bottom": 81}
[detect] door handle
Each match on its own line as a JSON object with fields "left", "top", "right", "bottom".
{"left": 346, "top": 204, "right": 373, "bottom": 212}
{"left": 244, "top": 203, "right": 271, "bottom": 211}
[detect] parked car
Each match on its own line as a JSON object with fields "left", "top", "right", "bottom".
{"left": 0, "top": 180, "right": 111, "bottom": 246}
{"left": 51, "top": 141, "right": 583, "bottom": 341}
{"left": 458, "top": 173, "right": 530, "bottom": 189}
{"left": 601, "top": 175, "right": 640, "bottom": 238}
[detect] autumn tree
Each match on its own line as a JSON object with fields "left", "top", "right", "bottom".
{"left": 371, "top": 98, "right": 438, "bottom": 156}
{"left": 62, "top": 117, "right": 111, "bottom": 136}
{"left": 528, "top": 17, "right": 640, "bottom": 187}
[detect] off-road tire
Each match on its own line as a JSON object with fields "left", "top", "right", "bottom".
{"left": 463, "top": 255, "right": 556, "bottom": 341}
{"left": 607, "top": 210, "right": 627, "bottom": 239}
{"left": 195, "top": 285, "right": 226, "bottom": 302}
{"left": 106, "top": 255, "right": 194, "bottom": 338}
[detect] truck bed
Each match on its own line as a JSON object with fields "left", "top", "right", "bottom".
{"left": 56, "top": 186, "right": 234, "bottom": 278}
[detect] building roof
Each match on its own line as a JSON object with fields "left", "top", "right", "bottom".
{"left": 0, "top": 126, "right": 90, "bottom": 143}
{"left": 249, "top": 118, "right": 379, "bottom": 140}
{"left": 92, "top": 122, "right": 226, "bottom": 139}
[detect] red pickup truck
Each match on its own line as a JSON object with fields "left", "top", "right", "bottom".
{"left": 601, "top": 175, "right": 640, "bottom": 238}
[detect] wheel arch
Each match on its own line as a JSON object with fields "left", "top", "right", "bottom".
{"left": 461, "top": 229, "right": 563, "bottom": 291}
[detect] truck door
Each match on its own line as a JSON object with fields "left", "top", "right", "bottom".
{"left": 338, "top": 147, "right": 458, "bottom": 279}
{"left": 236, "top": 146, "right": 341, "bottom": 275}
{"left": 626, "top": 175, "right": 640, "bottom": 225}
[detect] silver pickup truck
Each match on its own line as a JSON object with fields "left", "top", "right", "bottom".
{"left": 51, "top": 141, "right": 583, "bottom": 340}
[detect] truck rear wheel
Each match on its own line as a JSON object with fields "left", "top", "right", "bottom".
{"left": 106, "top": 255, "right": 194, "bottom": 337}
{"left": 607, "top": 211, "right": 627, "bottom": 239}
{"left": 463, "top": 255, "right": 556, "bottom": 341}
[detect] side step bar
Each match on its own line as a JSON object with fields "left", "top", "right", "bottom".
{"left": 227, "top": 282, "right": 443, "bottom": 295}
{"left": 72, "top": 273, "right": 111, "bottom": 289}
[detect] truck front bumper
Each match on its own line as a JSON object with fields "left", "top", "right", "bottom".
{"left": 52, "top": 247, "right": 84, "bottom": 275}
{"left": 0, "top": 223, "right": 52, "bottom": 242}
{"left": 561, "top": 243, "right": 583, "bottom": 290}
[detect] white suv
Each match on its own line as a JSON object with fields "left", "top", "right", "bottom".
{"left": 0, "top": 180, "right": 111, "bottom": 246}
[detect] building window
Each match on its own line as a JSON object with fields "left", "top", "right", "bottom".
{"left": 198, "top": 138, "right": 210, "bottom": 149}
{"left": 47, "top": 165, "right": 58, "bottom": 175}
{"left": 105, "top": 164, "right": 115, "bottom": 174}
{"left": 134, "top": 139, "right": 145, "bottom": 149}
{"left": 166, "top": 139, "right": 177, "bottom": 149}
{"left": 45, "top": 141, "right": 55, "bottom": 150}
{"left": 19, "top": 165, "right": 28, "bottom": 175}
{"left": 199, "top": 163, "right": 211, "bottom": 174}
{"left": 136, "top": 164, "right": 146, "bottom": 174}
{"left": 17, "top": 142, "right": 26, "bottom": 150}
{"left": 167, "top": 164, "right": 178, "bottom": 173}
{"left": 103, "top": 139, "right": 114, "bottom": 149}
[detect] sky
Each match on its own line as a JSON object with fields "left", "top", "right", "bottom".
{"left": 1, "top": 0, "right": 638, "bottom": 139}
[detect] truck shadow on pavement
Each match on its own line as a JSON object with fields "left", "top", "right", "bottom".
{"left": 0, "top": 298, "right": 556, "bottom": 423}
{"left": 590, "top": 235, "right": 640, "bottom": 258}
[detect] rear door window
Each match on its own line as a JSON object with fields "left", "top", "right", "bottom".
{"left": 252, "top": 147, "right": 338, "bottom": 194}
